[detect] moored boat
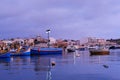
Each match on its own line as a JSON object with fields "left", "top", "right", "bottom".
{"left": 89, "top": 48, "right": 109, "bottom": 56}
{"left": 109, "top": 46, "right": 120, "bottom": 49}
{"left": 10, "top": 46, "right": 31, "bottom": 56}
{"left": 31, "top": 47, "right": 63, "bottom": 55}
{"left": 66, "top": 45, "right": 75, "bottom": 53}
{"left": 0, "top": 52, "right": 10, "bottom": 58}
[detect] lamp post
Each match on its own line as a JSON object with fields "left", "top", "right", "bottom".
{"left": 46, "top": 29, "right": 51, "bottom": 48}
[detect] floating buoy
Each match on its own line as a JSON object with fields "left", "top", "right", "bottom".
{"left": 51, "top": 61, "right": 56, "bottom": 66}
{"left": 103, "top": 65, "right": 109, "bottom": 68}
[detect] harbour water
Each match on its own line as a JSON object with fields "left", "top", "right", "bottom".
{"left": 0, "top": 50, "right": 120, "bottom": 80}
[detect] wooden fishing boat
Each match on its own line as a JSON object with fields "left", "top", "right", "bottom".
{"left": 31, "top": 47, "right": 63, "bottom": 55}
{"left": 89, "top": 48, "right": 109, "bottom": 56}
{"left": 10, "top": 46, "right": 31, "bottom": 56}
{"left": 0, "top": 52, "right": 10, "bottom": 58}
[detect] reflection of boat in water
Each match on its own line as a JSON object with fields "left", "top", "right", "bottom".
{"left": 31, "top": 56, "right": 56, "bottom": 71}
{"left": 10, "top": 46, "right": 31, "bottom": 56}
{"left": 31, "top": 56, "right": 54, "bottom": 80}
{"left": 31, "top": 47, "right": 63, "bottom": 55}
{"left": 10, "top": 56, "right": 31, "bottom": 65}
{"left": 0, "top": 52, "right": 10, "bottom": 58}
{"left": 0, "top": 57, "right": 11, "bottom": 63}
{"left": 90, "top": 48, "right": 109, "bottom": 56}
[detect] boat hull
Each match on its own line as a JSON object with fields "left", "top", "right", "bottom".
{"left": 10, "top": 46, "right": 31, "bottom": 56}
{"left": 67, "top": 49, "right": 75, "bottom": 52}
{"left": 0, "top": 53, "right": 10, "bottom": 58}
{"left": 11, "top": 52, "right": 30, "bottom": 56}
{"left": 31, "top": 48, "right": 63, "bottom": 55}
{"left": 90, "top": 50, "right": 109, "bottom": 56}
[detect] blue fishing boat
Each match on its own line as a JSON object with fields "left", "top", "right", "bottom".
{"left": 10, "top": 46, "right": 31, "bottom": 56}
{"left": 31, "top": 47, "right": 63, "bottom": 55}
{"left": 0, "top": 52, "right": 10, "bottom": 58}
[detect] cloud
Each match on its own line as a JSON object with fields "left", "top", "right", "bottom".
{"left": 0, "top": 0, "right": 120, "bottom": 39}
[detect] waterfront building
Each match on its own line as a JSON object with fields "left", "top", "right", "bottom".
{"left": 13, "top": 38, "right": 24, "bottom": 45}
{"left": 2, "top": 40, "right": 13, "bottom": 46}
{"left": 49, "top": 37, "right": 56, "bottom": 45}
{"left": 80, "top": 37, "right": 117, "bottom": 48}
{"left": 54, "top": 39, "right": 68, "bottom": 48}
{"left": 0, "top": 41, "right": 4, "bottom": 46}
{"left": 27, "top": 38, "right": 34, "bottom": 46}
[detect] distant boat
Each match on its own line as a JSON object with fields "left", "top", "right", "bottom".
{"left": 10, "top": 46, "right": 31, "bottom": 56}
{"left": 89, "top": 48, "right": 109, "bottom": 56}
{"left": 66, "top": 45, "right": 75, "bottom": 52}
{"left": 31, "top": 47, "right": 63, "bottom": 55}
{"left": 89, "top": 45, "right": 110, "bottom": 56}
{"left": 79, "top": 47, "right": 88, "bottom": 51}
{"left": 0, "top": 52, "right": 10, "bottom": 58}
{"left": 109, "top": 46, "right": 120, "bottom": 49}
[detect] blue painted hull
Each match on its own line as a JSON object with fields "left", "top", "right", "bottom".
{"left": 31, "top": 48, "right": 63, "bottom": 55}
{"left": 0, "top": 53, "right": 10, "bottom": 58}
{"left": 11, "top": 52, "right": 30, "bottom": 56}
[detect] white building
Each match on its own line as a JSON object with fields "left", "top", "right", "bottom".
{"left": 2, "top": 40, "right": 13, "bottom": 45}
{"left": 50, "top": 37, "right": 56, "bottom": 44}
{"left": 13, "top": 38, "right": 24, "bottom": 44}
{"left": 80, "top": 37, "right": 110, "bottom": 48}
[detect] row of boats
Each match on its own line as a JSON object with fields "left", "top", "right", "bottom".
{"left": 0, "top": 45, "right": 113, "bottom": 58}
{"left": 0, "top": 46, "right": 63, "bottom": 58}
{"left": 66, "top": 45, "right": 110, "bottom": 56}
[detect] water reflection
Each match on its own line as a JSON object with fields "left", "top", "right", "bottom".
{"left": 30, "top": 54, "right": 74, "bottom": 80}
{"left": 11, "top": 56, "right": 31, "bottom": 64}
{"left": 0, "top": 58, "right": 11, "bottom": 70}
{"left": 1, "top": 50, "right": 120, "bottom": 80}
{"left": 0, "top": 58, "right": 11, "bottom": 63}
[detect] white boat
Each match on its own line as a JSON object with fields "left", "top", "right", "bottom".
{"left": 66, "top": 45, "right": 76, "bottom": 52}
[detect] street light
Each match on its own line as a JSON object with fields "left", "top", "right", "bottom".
{"left": 46, "top": 29, "right": 51, "bottom": 48}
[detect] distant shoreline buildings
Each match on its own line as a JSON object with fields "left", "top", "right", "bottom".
{"left": 0, "top": 35, "right": 118, "bottom": 52}
{"left": 80, "top": 37, "right": 116, "bottom": 48}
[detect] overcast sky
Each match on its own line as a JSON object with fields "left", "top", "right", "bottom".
{"left": 0, "top": 0, "right": 120, "bottom": 39}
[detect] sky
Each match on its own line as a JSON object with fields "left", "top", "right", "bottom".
{"left": 0, "top": 0, "right": 120, "bottom": 39}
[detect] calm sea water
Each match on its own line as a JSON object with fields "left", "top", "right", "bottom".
{"left": 0, "top": 50, "right": 120, "bottom": 80}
